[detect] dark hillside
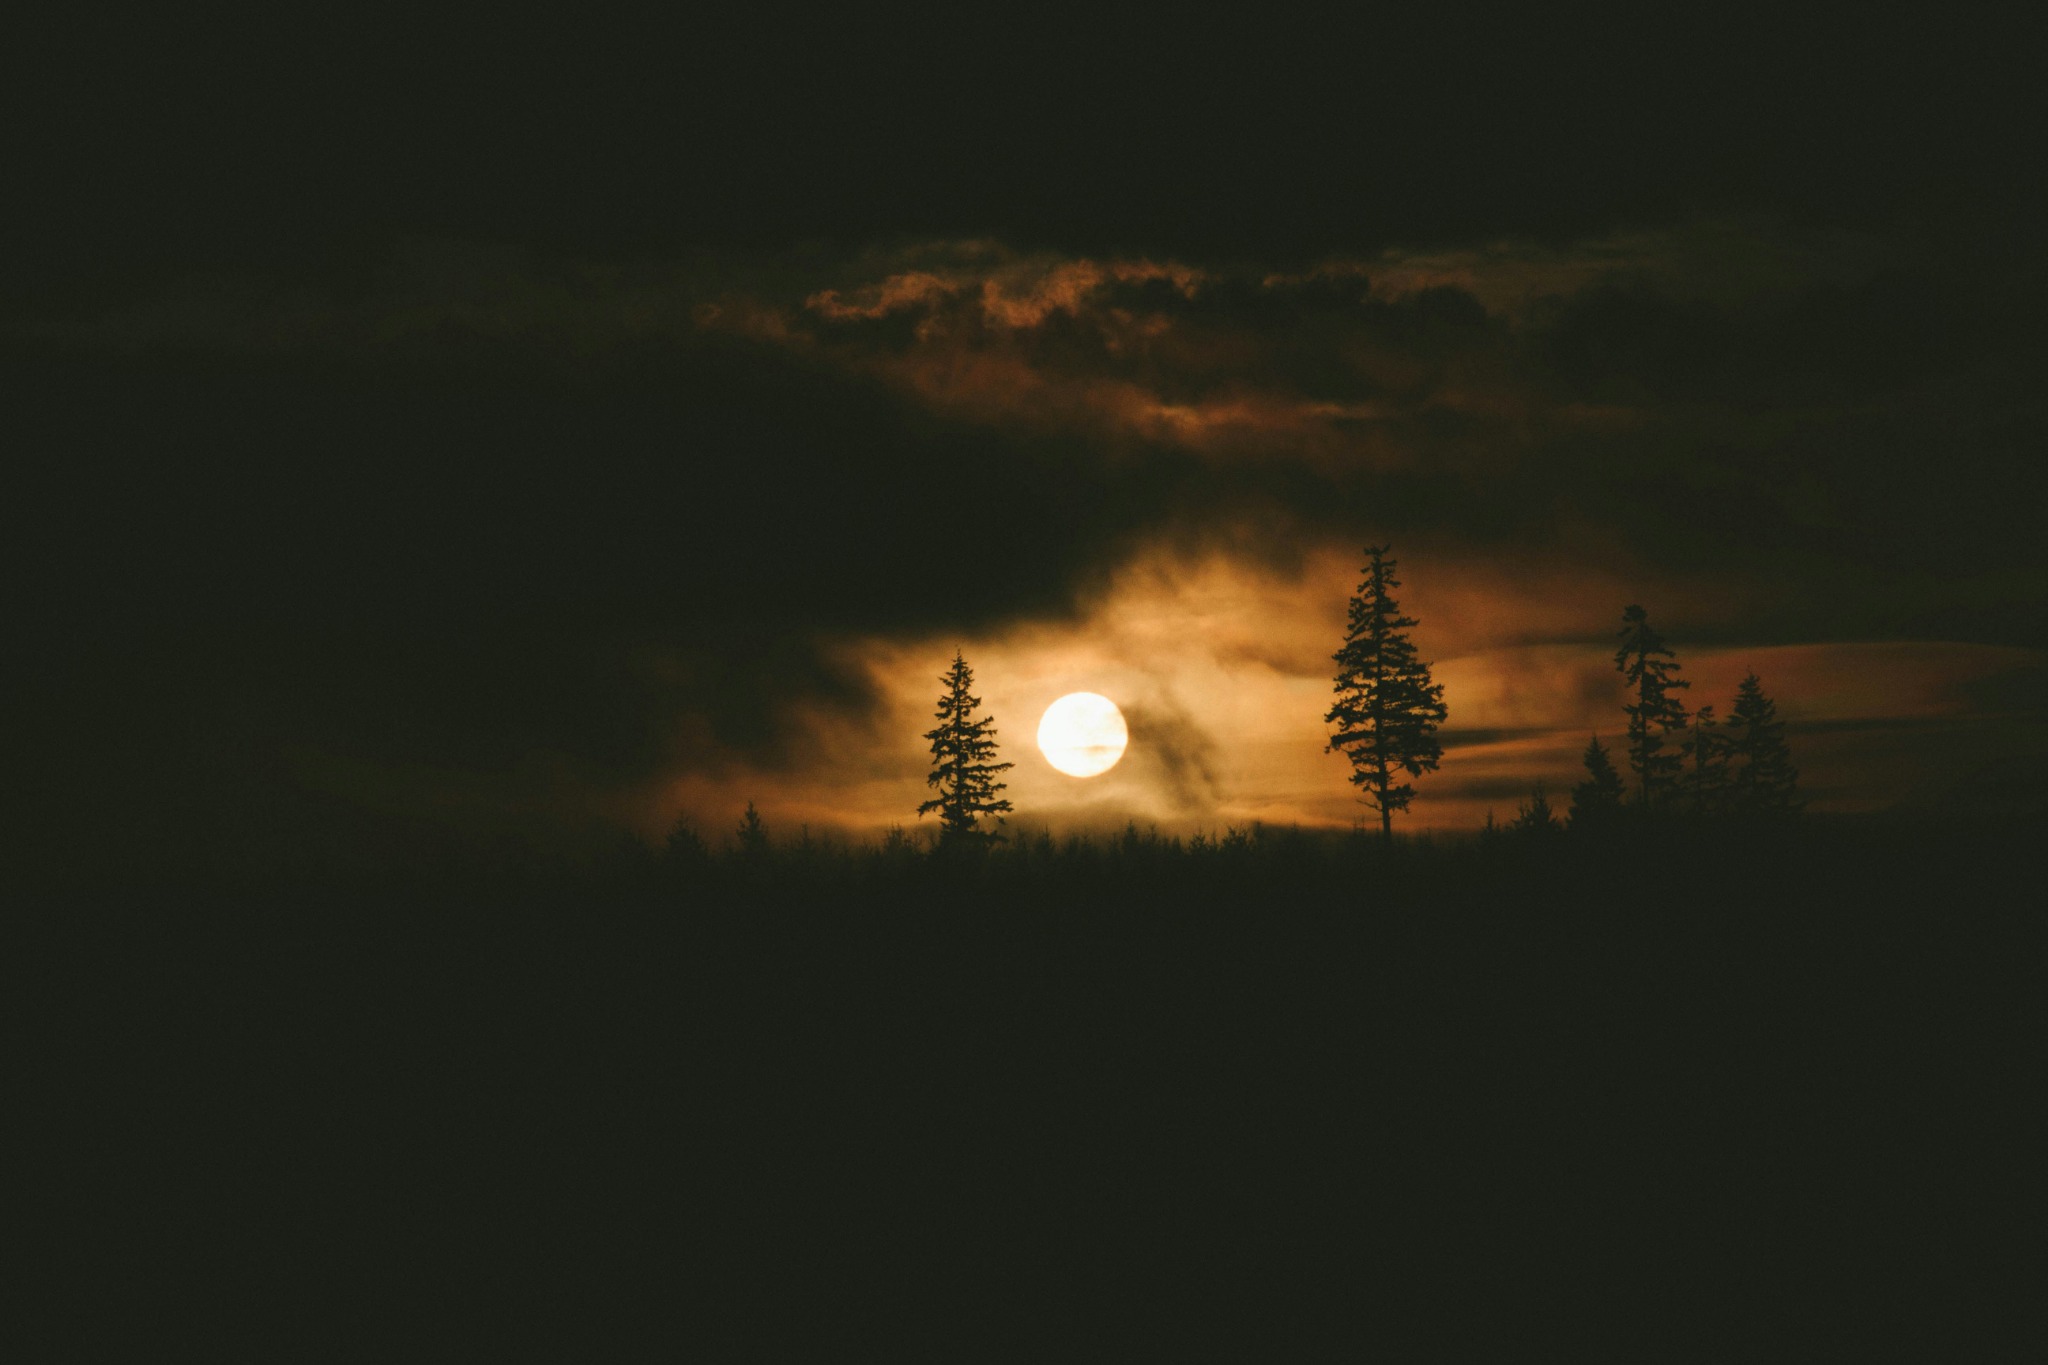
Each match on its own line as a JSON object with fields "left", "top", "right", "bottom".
{"left": 22, "top": 820, "right": 2042, "bottom": 1355}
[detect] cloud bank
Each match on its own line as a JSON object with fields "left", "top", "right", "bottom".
{"left": 14, "top": 219, "right": 2044, "bottom": 877}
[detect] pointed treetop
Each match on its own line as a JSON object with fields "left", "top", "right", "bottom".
{"left": 1325, "top": 543, "right": 1447, "bottom": 837}
{"left": 1614, "top": 603, "right": 1690, "bottom": 806}
{"left": 1727, "top": 670, "right": 1800, "bottom": 815}
{"left": 919, "top": 651, "right": 1014, "bottom": 846}
{"left": 1570, "top": 731, "right": 1628, "bottom": 829}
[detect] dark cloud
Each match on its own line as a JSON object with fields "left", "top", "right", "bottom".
{"left": 713, "top": 234, "right": 2048, "bottom": 649}
{"left": 13, "top": 9, "right": 2046, "bottom": 876}
{"left": 14, "top": 311, "right": 1313, "bottom": 877}
{"left": 9, "top": 8, "right": 2040, "bottom": 304}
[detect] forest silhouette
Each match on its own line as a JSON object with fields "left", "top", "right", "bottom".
{"left": 48, "top": 795, "right": 2034, "bottom": 1352}
{"left": 30, "top": 559, "right": 2035, "bottom": 1357}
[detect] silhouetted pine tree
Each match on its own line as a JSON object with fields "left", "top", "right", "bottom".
{"left": 1325, "top": 545, "right": 1448, "bottom": 838}
{"left": 1569, "top": 733, "right": 1627, "bottom": 829}
{"left": 1725, "top": 672, "right": 1800, "bottom": 816}
{"left": 1679, "top": 704, "right": 1732, "bottom": 816}
{"left": 918, "top": 652, "right": 1014, "bottom": 846}
{"left": 663, "top": 816, "right": 708, "bottom": 870}
{"left": 1614, "top": 604, "right": 1690, "bottom": 807}
{"left": 735, "top": 801, "right": 769, "bottom": 859}
{"left": 1509, "top": 785, "right": 1561, "bottom": 836}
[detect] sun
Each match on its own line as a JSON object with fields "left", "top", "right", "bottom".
{"left": 1037, "top": 692, "right": 1129, "bottom": 777}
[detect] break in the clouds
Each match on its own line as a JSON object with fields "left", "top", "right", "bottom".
{"left": 16, "top": 218, "right": 2046, "bottom": 875}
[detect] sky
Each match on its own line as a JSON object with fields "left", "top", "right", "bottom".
{"left": 12, "top": 9, "right": 2045, "bottom": 876}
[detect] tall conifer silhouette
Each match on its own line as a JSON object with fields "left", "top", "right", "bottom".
{"left": 1726, "top": 672, "right": 1800, "bottom": 815}
{"left": 1325, "top": 546, "right": 1448, "bottom": 838}
{"left": 1614, "top": 604, "right": 1690, "bottom": 806}
{"left": 918, "top": 652, "right": 1014, "bottom": 846}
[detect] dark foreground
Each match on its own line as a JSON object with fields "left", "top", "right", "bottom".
{"left": 21, "top": 820, "right": 2045, "bottom": 1357}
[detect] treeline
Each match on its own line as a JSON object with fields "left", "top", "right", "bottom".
{"left": 649, "top": 798, "right": 1791, "bottom": 900}
{"left": 651, "top": 802, "right": 1619, "bottom": 903}
{"left": 656, "top": 810, "right": 1388, "bottom": 890}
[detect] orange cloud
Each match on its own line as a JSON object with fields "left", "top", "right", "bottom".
{"left": 803, "top": 270, "right": 962, "bottom": 321}
{"left": 978, "top": 257, "right": 1202, "bottom": 328}
{"left": 694, "top": 237, "right": 1602, "bottom": 472}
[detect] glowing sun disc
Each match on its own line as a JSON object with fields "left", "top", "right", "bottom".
{"left": 1038, "top": 692, "right": 1129, "bottom": 777}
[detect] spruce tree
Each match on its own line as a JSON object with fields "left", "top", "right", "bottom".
{"left": 1679, "top": 704, "right": 1732, "bottom": 816}
{"left": 1509, "top": 785, "right": 1561, "bottom": 837}
{"left": 1325, "top": 545, "right": 1449, "bottom": 838}
{"left": 918, "top": 652, "right": 1014, "bottom": 846}
{"left": 1725, "top": 672, "right": 1800, "bottom": 816}
{"left": 735, "top": 801, "right": 769, "bottom": 859}
{"left": 1569, "top": 733, "right": 1627, "bottom": 830}
{"left": 663, "top": 815, "right": 709, "bottom": 870}
{"left": 1613, "top": 604, "right": 1690, "bottom": 807}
